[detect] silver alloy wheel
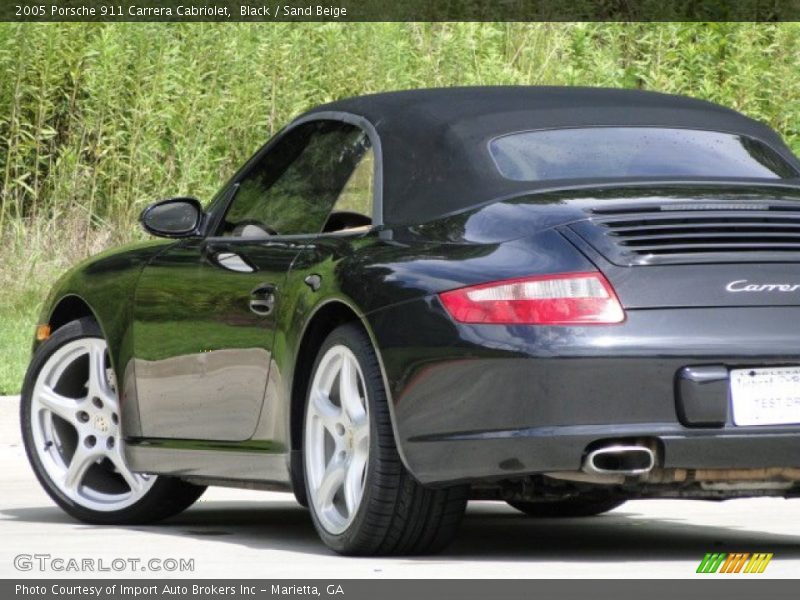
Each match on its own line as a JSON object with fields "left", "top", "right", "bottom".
{"left": 30, "top": 337, "right": 155, "bottom": 511}
{"left": 305, "top": 345, "right": 370, "bottom": 534}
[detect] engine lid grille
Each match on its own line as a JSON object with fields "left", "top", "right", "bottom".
{"left": 569, "top": 204, "right": 800, "bottom": 265}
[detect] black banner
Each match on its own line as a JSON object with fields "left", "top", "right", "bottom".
{"left": 6, "top": 579, "right": 800, "bottom": 600}
{"left": 4, "top": 0, "right": 800, "bottom": 22}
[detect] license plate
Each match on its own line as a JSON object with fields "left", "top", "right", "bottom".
{"left": 731, "top": 367, "right": 800, "bottom": 426}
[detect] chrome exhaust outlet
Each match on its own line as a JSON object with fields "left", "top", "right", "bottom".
{"left": 583, "top": 444, "right": 655, "bottom": 476}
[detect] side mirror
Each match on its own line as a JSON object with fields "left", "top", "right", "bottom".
{"left": 140, "top": 197, "right": 204, "bottom": 238}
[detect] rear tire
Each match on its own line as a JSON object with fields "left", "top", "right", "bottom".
{"left": 21, "top": 317, "right": 205, "bottom": 525}
{"left": 303, "top": 323, "right": 468, "bottom": 555}
{"left": 507, "top": 495, "right": 625, "bottom": 518}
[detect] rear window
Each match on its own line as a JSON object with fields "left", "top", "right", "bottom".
{"left": 489, "top": 127, "right": 797, "bottom": 182}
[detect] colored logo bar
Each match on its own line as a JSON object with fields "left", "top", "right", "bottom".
{"left": 697, "top": 552, "right": 773, "bottom": 574}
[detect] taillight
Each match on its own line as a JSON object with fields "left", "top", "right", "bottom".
{"left": 438, "top": 272, "right": 625, "bottom": 325}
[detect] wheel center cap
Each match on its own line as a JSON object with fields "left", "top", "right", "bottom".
{"left": 93, "top": 415, "right": 109, "bottom": 433}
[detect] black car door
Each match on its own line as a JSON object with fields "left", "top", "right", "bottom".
{"left": 132, "top": 119, "right": 373, "bottom": 441}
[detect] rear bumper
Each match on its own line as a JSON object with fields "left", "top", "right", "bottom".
{"left": 367, "top": 301, "right": 800, "bottom": 485}
{"left": 403, "top": 422, "right": 800, "bottom": 484}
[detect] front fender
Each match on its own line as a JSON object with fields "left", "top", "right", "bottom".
{"left": 35, "top": 241, "right": 172, "bottom": 434}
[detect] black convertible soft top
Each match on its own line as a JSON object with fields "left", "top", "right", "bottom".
{"left": 302, "top": 86, "right": 800, "bottom": 226}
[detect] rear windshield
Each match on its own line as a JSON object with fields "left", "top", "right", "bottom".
{"left": 489, "top": 127, "right": 798, "bottom": 182}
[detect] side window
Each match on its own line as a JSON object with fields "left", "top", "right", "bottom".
{"left": 321, "top": 147, "right": 374, "bottom": 233}
{"left": 218, "top": 120, "right": 372, "bottom": 237}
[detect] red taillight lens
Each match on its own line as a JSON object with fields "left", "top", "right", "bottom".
{"left": 438, "top": 272, "right": 625, "bottom": 325}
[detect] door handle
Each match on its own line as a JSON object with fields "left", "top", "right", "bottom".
{"left": 249, "top": 283, "right": 276, "bottom": 316}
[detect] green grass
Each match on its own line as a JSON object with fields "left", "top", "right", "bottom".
{"left": 0, "top": 295, "right": 37, "bottom": 395}
{"left": 1, "top": 22, "right": 800, "bottom": 393}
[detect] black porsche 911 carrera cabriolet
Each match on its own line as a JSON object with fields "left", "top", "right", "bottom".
{"left": 21, "top": 86, "right": 800, "bottom": 555}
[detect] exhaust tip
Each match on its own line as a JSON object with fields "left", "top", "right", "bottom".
{"left": 584, "top": 444, "right": 655, "bottom": 476}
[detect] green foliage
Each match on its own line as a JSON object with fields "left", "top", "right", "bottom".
{"left": 0, "top": 22, "right": 799, "bottom": 393}
{"left": 0, "top": 293, "right": 36, "bottom": 395}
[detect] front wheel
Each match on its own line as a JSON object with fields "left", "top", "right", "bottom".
{"left": 303, "top": 323, "right": 468, "bottom": 555}
{"left": 21, "top": 317, "right": 205, "bottom": 525}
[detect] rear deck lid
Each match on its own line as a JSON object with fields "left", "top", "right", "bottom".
{"left": 564, "top": 186, "right": 800, "bottom": 308}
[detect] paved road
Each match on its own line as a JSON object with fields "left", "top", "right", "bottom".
{"left": 2, "top": 395, "right": 799, "bottom": 578}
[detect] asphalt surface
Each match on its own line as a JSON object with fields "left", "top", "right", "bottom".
{"left": 2, "top": 395, "right": 799, "bottom": 578}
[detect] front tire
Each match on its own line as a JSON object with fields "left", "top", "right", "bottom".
{"left": 21, "top": 317, "right": 205, "bottom": 525}
{"left": 303, "top": 323, "right": 468, "bottom": 555}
